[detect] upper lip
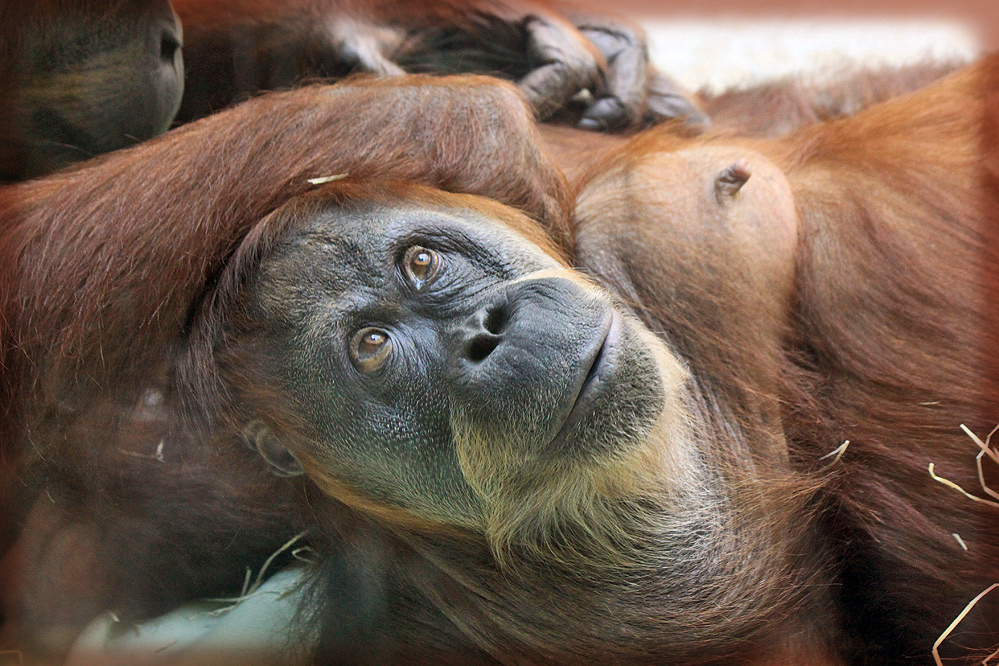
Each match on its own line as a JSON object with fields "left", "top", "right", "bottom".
{"left": 548, "top": 310, "right": 619, "bottom": 447}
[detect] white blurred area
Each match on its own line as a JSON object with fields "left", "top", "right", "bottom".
{"left": 639, "top": 18, "right": 981, "bottom": 92}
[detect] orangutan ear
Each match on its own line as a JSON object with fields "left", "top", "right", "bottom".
{"left": 714, "top": 159, "right": 752, "bottom": 204}
{"left": 243, "top": 421, "right": 304, "bottom": 477}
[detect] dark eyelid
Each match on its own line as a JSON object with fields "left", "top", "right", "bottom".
{"left": 349, "top": 326, "right": 393, "bottom": 374}
{"left": 402, "top": 245, "right": 441, "bottom": 292}
{"left": 394, "top": 229, "right": 507, "bottom": 277}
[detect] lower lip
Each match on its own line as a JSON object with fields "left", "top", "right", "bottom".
{"left": 549, "top": 311, "right": 620, "bottom": 447}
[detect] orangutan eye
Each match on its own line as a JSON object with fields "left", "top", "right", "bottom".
{"left": 350, "top": 327, "right": 393, "bottom": 374}
{"left": 403, "top": 246, "right": 441, "bottom": 291}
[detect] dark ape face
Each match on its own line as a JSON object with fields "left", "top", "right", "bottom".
{"left": 240, "top": 196, "right": 690, "bottom": 536}
{"left": 3, "top": 0, "right": 183, "bottom": 179}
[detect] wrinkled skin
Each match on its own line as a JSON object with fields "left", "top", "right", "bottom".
{"left": 233, "top": 198, "right": 675, "bottom": 532}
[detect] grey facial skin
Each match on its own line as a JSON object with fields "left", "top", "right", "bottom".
{"left": 236, "top": 201, "right": 671, "bottom": 529}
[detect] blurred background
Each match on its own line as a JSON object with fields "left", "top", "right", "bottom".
{"left": 577, "top": 0, "right": 993, "bottom": 91}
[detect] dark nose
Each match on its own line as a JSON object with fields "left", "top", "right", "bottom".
{"left": 459, "top": 295, "right": 512, "bottom": 363}
{"left": 446, "top": 277, "right": 612, "bottom": 449}
{"left": 450, "top": 278, "right": 605, "bottom": 380}
{"left": 160, "top": 31, "right": 181, "bottom": 62}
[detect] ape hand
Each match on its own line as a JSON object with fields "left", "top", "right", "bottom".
{"left": 394, "top": 2, "right": 709, "bottom": 131}
{"left": 561, "top": 7, "right": 709, "bottom": 131}
{"left": 174, "top": 0, "right": 708, "bottom": 132}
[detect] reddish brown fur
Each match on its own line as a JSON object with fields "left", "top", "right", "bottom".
{"left": 562, "top": 56, "right": 999, "bottom": 663}
{"left": 539, "top": 61, "right": 965, "bottom": 184}
{"left": 0, "top": 49, "right": 996, "bottom": 666}
{"left": 775, "top": 59, "right": 999, "bottom": 660}
{"left": 0, "top": 75, "right": 570, "bottom": 410}
{"left": 702, "top": 60, "right": 965, "bottom": 137}
{"left": 171, "top": 0, "right": 609, "bottom": 123}
{"left": 0, "top": 74, "right": 571, "bottom": 655}
{"left": 2, "top": 0, "right": 659, "bottom": 180}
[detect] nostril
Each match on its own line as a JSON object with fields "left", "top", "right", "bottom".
{"left": 160, "top": 33, "right": 180, "bottom": 62}
{"left": 483, "top": 303, "right": 509, "bottom": 335}
{"left": 461, "top": 299, "right": 510, "bottom": 363}
{"left": 466, "top": 333, "right": 501, "bottom": 363}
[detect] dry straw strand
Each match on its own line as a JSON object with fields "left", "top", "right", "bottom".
{"left": 928, "top": 463, "right": 999, "bottom": 507}
{"left": 960, "top": 424, "right": 999, "bottom": 464}
{"left": 961, "top": 424, "right": 999, "bottom": 501}
{"left": 819, "top": 440, "right": 850, "bottom": 467}
{"left": 307, "top": 173, "right": 348, "bottom": 185}
{"left": 933, "top": 584, "right": 999, "bottom": 666}
{"left": 204, "top": 531, "right": 309, "bottom": 615}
